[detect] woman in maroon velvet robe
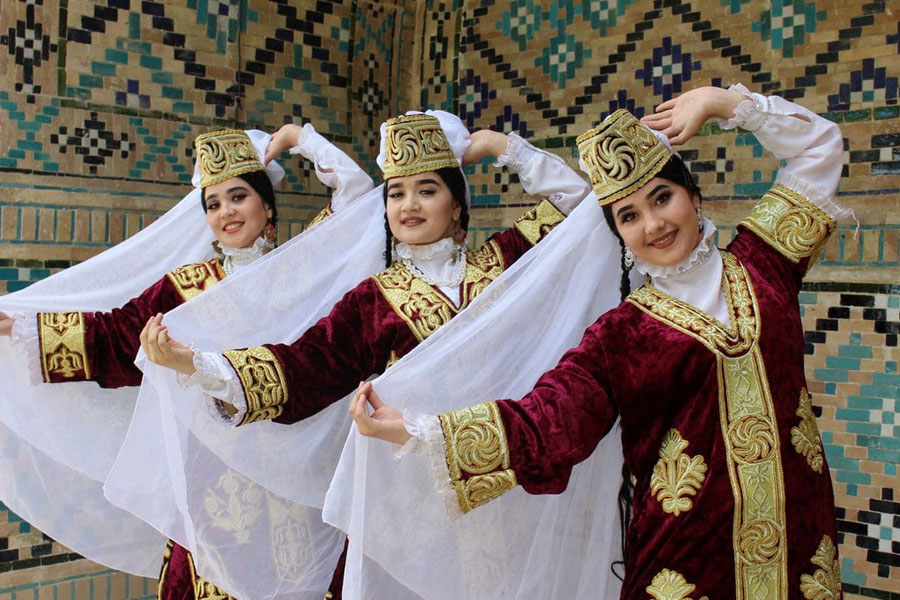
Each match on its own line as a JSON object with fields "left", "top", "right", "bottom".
{"left": 0, "top": 124, "right": 373, "bottom": 600}
{"left": 352, "top": 86, "right": 846, "bottom": 600}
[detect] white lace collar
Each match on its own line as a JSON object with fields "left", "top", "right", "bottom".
{"left": 395, "top": 237, "right": 467, "bottom": 288}
{"left": 220, "top": 236, "right": 267, "bottom": 265}
{"left": 633, "top": 217, "right": 717, "bottom": 280}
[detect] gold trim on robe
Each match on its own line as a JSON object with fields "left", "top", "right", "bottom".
{"left": 646, "top": 569, "right": 709, "bottom": 600}
{"left": 37, "top": 311, "right": 91, "bottom": 381}
{"left": 157, "top": 540, "right": 175, "bottom": 600}
{"left": 372, "top": 239, "right": 505, "bottom": 344}
{"left": 224, "top": 346, "right": 290, "bottom": 426}
{"left": 513, "top": 198, "right": 565, "bottom": 246}
{"left": 799, "top": 535, "right": 841, "bottom": 600}
{"left": 307, "top": 205, "right": 333, "bottom": 229}
{"left": 438, "top": 402, "right": 518, "bottom": 514}
{"left": 739, "top": 184, "right": 836, "bottom": 269}
{"left": 187, "top": 549, "right": 236, "bottom": 600}
{"left": 791, "top": 388, "right": 825, "bottom": 474}
{"left": 167, "top": 259, "right": 226, "bottom": 303}
{"left": 650, "top": 429, "right": 708, "bottom": 516}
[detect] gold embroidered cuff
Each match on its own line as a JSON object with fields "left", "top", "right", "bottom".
{"left": 439, "top": 402, "right": 517, "bottom": 513}
{"left": 38, "top": 312, "right": 91, "bottom": 382}
{"left": 223, "top": 346, "right": 290, "bottom": 426}
{"left": 307, "top": 205, "right": 333, "bottom": 229}
{"left": 514, "top": 198, "right": 566, "bottom": 246}
{"left": 167, "top": 260, "right": 225, "bottom": 302}
{"left": 740, "top": 184, "right": 836, "bottom": 268}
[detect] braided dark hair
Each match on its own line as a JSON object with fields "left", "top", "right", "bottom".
{"left": 381, "top": 166, "right": 470, "bottom": 268}
{"left": 200, "top": 170, "right": 278, "bottom": 227}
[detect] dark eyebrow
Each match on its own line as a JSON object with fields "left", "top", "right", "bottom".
{"left": 387, "top": 181, "right": 404, "bottom": 191}
{"left": 615, "top": 203, "right": 634, "bottom": 219}
{"left": 205, "top": 186, "right": 248, "bottom": 202}
{"left": 645, "top": 184, "right": 669, "bottom": 200}
{"left": 414, "top": 178, "right": 441, "bottom": 187}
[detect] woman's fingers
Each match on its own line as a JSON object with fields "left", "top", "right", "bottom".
{"left": 655, "top": 98, "right": 677, "bottom": 112}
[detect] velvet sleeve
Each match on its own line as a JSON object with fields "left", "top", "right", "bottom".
{"left": 483, "top": 197, "right": 568, "bottom": 270}
{"left": 435, "top": 321, "right": 618, "bottom": 513}
{"left": 221, "top": 281, "right": 383, "bottom": 426}
{"left": 35, "top": 261, "right": 224, "bottom": 387}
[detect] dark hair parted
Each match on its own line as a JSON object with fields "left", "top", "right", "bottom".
{"left": 603, "top": 152, "right": 700, "bottom": 581}
{"left": 200, "top": 170, "right": 278, "bottom": 227}
{"left": 381, "top": 166, "right": 470, "bottom": 268}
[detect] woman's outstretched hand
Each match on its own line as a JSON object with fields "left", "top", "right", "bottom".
{"left": 462, "top": 129, "right": 509, "bottom": 166}
{"left": 264, "top": 124, "right": 303, "bottom": 165}
{"left": 641, "top": 86, "right": 747, "bottom": 145}
{"left": 140, "top": 313, "right": 196, "bottom": 375}
{"left": 0, "top": 311, "right": 14, "bottom": 337}
{"left": 349, "top": 381, "right": 412, "bottom": 445}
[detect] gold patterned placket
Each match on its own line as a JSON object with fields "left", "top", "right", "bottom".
{"left": 306, "top": 205, "right": 333, "bottom": 229}
{"left": 224, "top": 347, "right": 290, "bottom": 425}
{"left": 650, "top": 429, "right": 708, "bottom": 516}
{"left": 38, "top": 312, "right": 91, "bottom": 380}
{"left": 439, "top": 402, "right": 518, "bottom": 513}
{"left": 799, "top": 535, "right": 841, "bottom": 600}
{"left": 740, "top": 184, "right": 836, "bottom": 268}
{"left": 791, "top": 388, "right": 825, "bottom": 474}
{"left": 646, "top": 569, "right": 709, "bottom": 600}
{"left": 717, "top": 345, "right": 788, "bottom": 600}
{"left": 513, "top": 198, "right": 565, "bottom": 246}
{"left": 167, "top": 260, "right": 225, "bottom": 302}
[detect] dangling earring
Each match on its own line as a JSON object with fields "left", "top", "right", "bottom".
{"left": 453, "top": 223, "right": 466, "bottom": 245}
{"left": 263, "top": 221, "right": 277, "bottom": 253}
{"left": 696, "top": 206, "right": 703, "bottom": 233}
{"left": 211, "top": 240, "right": 224, "bottom": 258}
{"left": 623, "top": 246, "right": 634, "bottom": 269}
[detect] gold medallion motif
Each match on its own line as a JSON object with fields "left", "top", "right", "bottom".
{"left": 800, "top": 535, "right": 841, "bottom": 600}
{"left": 650, "top": 429, "right": 708, "bottom": 516}
{"left": 195, "top": 129, "right": 264, "bottom": 189}
{"left": 646, "top": 569, "right": 709, "bottom": 600}
{"left": 791, "top": 388, "right": 824, "bottom": 473}
{"left": 381, "top": 114, "right": 460, "bottom": 179}
{"left": 224, "top": 346, "right": 290, "bottom": 425}
{"left": 167, "top": 259, "right": 225, "bottom": 302}
{"left": 513, "top": 198, "right": 565, "bottom": 246}
{"left": 38, "top": 311, "right": 91, "bottom": 381}
{"left": 740, "top": 185, "right": 836, "bottom": 269}
{"left": 439, "top": 402, "right": 517, "bottom": 513}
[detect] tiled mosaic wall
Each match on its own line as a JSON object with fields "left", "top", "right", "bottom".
{"left": 1, "top": 0, "right": 899, "bottom": 598}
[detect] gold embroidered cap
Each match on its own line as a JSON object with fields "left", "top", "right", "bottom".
{"left": 194, "top": 129, "right": 265, "bottom": 188}
{"left": 576, "top": 109, "right": 674, "bottom": 206}
{"left": 381, "top": 114, "right": 460, "bottom": 179}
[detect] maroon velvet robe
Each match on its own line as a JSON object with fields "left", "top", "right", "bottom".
{"left": 437, "top": 186, "right": 842, "bottom": 600}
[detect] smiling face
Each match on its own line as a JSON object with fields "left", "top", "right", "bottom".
{"left": 203, "top": 176, "right": 272, "bottom": 249}
{"left": 385, "top": 171, "right": 461, "bottom": 245}
{"left": 610, "top": 176, "right": 703, "bottom": 268}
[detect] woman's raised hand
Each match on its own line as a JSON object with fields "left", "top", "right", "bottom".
{"left": 0, "top": 311, "right": 14, "bottom": 337}
{"left": 462, "top": 129, "right": 509, "bottom": 166}
{"left": 140, "top": 313, "right": 196, "bottom": 375}
{"left": 349, "top": 381, "right": 412, "bottom": 445}
{"left": 641, "top": 86, "right": 747, "bottom": 146}
{"left": 263, "top": 123, "right": 303, "bottom": 165}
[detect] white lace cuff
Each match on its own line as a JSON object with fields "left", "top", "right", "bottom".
{"left": 10, "top": 312, "right": 45, "bottom": 385}
{"left": 716, "top": 83, "right": 773, "bottom": 132}
{"left": 178, "top": 351, "right": 248, "bottom": 426}
{"left": 492, "top": 133, "right": 533, "bottom": 172}
{"left": 395, "top": 411, "right": 463, "bottom": 519}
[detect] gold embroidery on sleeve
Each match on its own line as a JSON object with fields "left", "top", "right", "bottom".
{"left": 224, "top": 347, "right": 290, "bottom": 425}
{"left": 740, "top": 184, "right": 836, "bottom": 267}
{"left": 791, "top": 387, "right": 825, "bottom": 474}
{"left": 306, "top": 205, "right": 333, "bottom": 229}
{"left": 38, "top": 312, "right": 91, "bottom": 380}
{"left": 646, "top": 569, "right": 709, "bottom": 600}
{"left": 439, "top": 402, "right": 517, "bottom": 513}
{"left": 514, "top": 198, "right": 565, "bottom": 246}
{"left": 800, "top": 535, "right": 841, "bottom": 600}
{"left": 650, "top": 429, "right": 708, "bottom": 516}
{"left": 167, "top": 259, "right": 225, "bottom": 302}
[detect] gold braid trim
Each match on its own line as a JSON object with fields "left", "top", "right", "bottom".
{"left": 650, "top": 429, "right": 708, "bottom": 516}
{"left": 791, "top": 387, "right": 825, "bottom": 474}
{"left": 224, "top": 346, "right": 290, "bottom": 426}
{"left": 306, "top": 205, "right": 333, "bottom": 229}
{"left": 646, "top": 569, "right": 709, "bottom": 600}
{"left": 439, "top": 402, "right": 517, "bottom": 513}
{"left": 194, "top": 129, "right": 264, "bottom": 189}
{"left": 167, "top": 259, "right": 226, "bottom": 303}
{"left": 38, "top": 311, "right": 91, "bottom": 381}
{"left": 381, "top": 114, "right": 459, "bottom": 179}
{"left": 800, "top": 535, "right": 842, "bottom": 600}
{"left": 186, "top": 548, "right": 236, "bottom": 600}
{"left": 157, "top": 540, "right": 175, "bottom": 600}
{"left": 513, "top": 198, "right": 565, "bottom": 246}
{"left": 740, "top": 184, "right": 836, "bottom": 268}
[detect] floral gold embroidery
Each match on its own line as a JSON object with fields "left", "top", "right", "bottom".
{"left": 204, "top": 470, "right": 264, "bottom": 544}
{"left": 167, "top": 260, "right": 225, "bottom": 302}
{"left": 800, "top": 535, "right": 841, "bottom": 600}
{"left": 740, "top": 184, "right": 836, "bottom": 268}
{"left": 439, "top": 402, "right": 516, "bottom": 513}
{"left": 650, "top": 429, "right": 707, "bottom": 516}
{"left": 791, "top": 388, "right": 824, "bottom": 474}
{"left": 514, "top": 198, "right": 565, "bottom": 246}
{"left": 38, "top": 312, "right": 91, "bottom": 381}
{"left": 646, "top": 569, "right": 709, "bottom": 600}
{"left": 307, "top": 205, "right": 333, "bottom": 229}
{"left": 224, "top": 346, "right": 289, "bottom": 425}
{"left": 627, "top": 252, "right": 758, "bottom": 357}
{"left": 194, "top": 577, "right": 235, "bottom": 600}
